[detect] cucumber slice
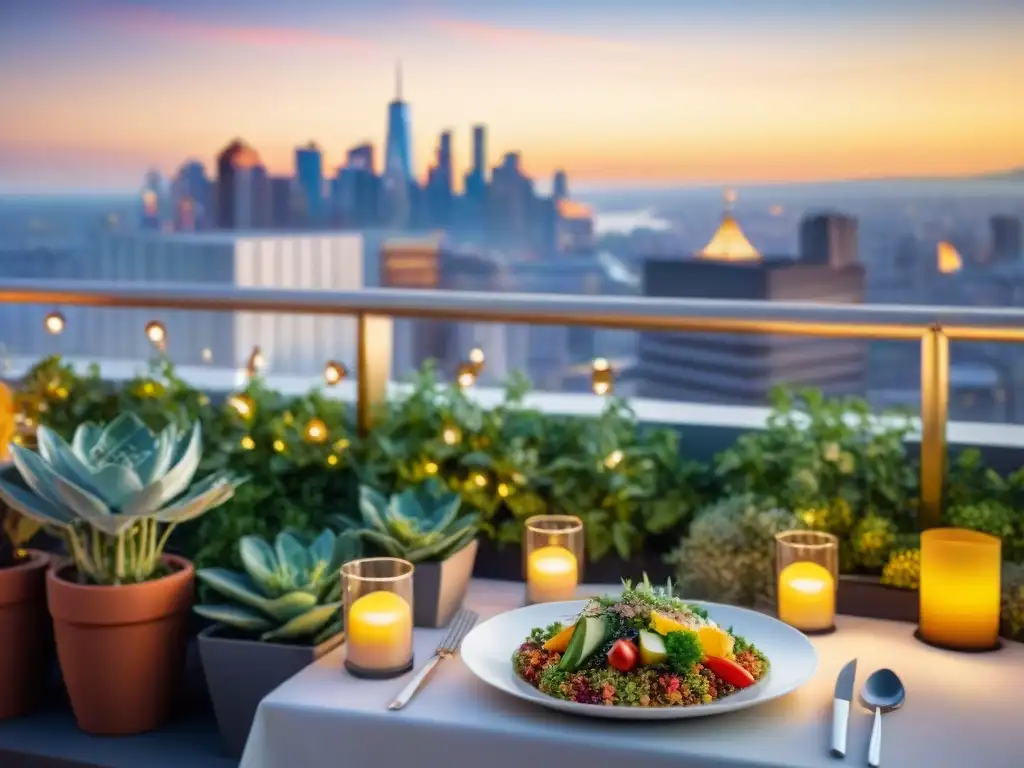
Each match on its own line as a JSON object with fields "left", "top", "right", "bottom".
{"left": 558, "top": 616, "right": 608, "bottom": 671}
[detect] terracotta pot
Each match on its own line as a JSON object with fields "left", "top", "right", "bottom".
{"left": 46, "top": 554, "right": 195, "bottom": 736}
{"left": 0, "top": 550, "right": 52, "bottom": 719}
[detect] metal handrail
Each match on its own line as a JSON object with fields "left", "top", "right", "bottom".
{"left": 3, "top": 278, "right": 1024, "bottom": 528}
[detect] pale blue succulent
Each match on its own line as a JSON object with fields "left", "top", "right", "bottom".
{"left": 0, "top": 413, "right": 243, "bottom": 584}
{"left": 344, "top": 482, "right": 479, "bottom": 563}
{"left": 195, "top": 529, "right": 359, "bottom": 645}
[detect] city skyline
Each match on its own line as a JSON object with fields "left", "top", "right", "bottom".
{"left": 1, "top": 0, "right": 1023, "bottom": 191}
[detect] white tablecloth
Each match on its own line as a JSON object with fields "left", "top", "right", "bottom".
{"left": 241, "top": 580, "right": 1024, "bottom": 768}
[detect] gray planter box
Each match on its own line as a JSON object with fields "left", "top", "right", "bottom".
{"left": 413, "top": 538, "right": 479, "bottom": 628}
{"left": 197, "top": 624, "right": 344, "bottom": 758}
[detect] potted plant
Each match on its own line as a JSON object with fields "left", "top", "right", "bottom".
{"left": 194, "top": 528, "right": 359, "bottom": 758}
{"left": 0, "top": 381, "right": 53, "bottom": 720}
{"left": 0, "top": 413, "right": 243, "bottom": 735}
{"left": 345, "top": 481, "right": 479, "bottom": 627}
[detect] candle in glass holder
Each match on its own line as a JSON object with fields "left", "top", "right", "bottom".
{"left": 919, "top": 528, "right": 1001, "bottom": 651}
{"left": 527, "top": 546, "right": 578, "bottom": 603}
{"left": 346, "top": 591, "right": 413, "bottom": 671}
{"left": 775, "top": 531, "right": 839, "bottom": 633}
{"left": 778, "top": 561, "right": 836, "bottom": 632}
{"left": 342, "top": 558, "right": 415, "bottom": 678}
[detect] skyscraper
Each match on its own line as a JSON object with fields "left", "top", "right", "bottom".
{"left": 215, "top": 139, "right": 261, "bottom": 229}
{"left": 464, "top": 125, "right": 487, "bottom": 204}
{"left": 382, "top": 63, "right": 414, "bottom": 228}
{"left": 295, "top": 142, "right": 325, "bottom": 227}
{"left": 427, "top": 131, "right": 455, "bottom": 227}
{"left": 171, "top": 161, "right": 210, "bottom": 231}
{"left": 552, "top": 170, "right": 569, "bottom": 202}
{"left": 800, "top": 213, "right": 859, "bottom": 269}
{"left": 139, "top": 170, "right": 164, "bottom": 231}
{"left": 991, "top": 215, "right": 1023, "bottom": 263}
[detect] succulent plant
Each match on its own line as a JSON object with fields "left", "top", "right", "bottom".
{"left": 345, "top": 481, "right": 479, "bottom": 563}
{"left": 194, "top": 529, "right": 358, "bottom": 644}
{"left": 666, "top": 494, "right": 798, "bottom": 609}
{"left": 0, "top": 413, "right": 244, "bottom": 584}
{"left": 880, "top": 548, "right": 920, "bottom": 590}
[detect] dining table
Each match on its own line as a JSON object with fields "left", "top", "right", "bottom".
{"left": 241, "top": 579, "right": 1024, "bottom": 768}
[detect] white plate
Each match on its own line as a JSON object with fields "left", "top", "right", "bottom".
{"left": 460, "top": 599, "right": 818, "bottom": 720}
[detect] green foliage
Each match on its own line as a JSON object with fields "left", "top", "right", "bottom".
{"left": 1002, "top": 563, "right": 1024, "bottom": 641}
{"left": 195, "top": 529, "right": 359, "bottom": 645}
{"left": 945, "top": 501, "right": 1021, "bottom": 560}
{"left": 666, "top": 495, "right": 798, "bottom": 608}
{"left": 0, "top": 412, "right": 242, "bottom": 584}
{"left": 10, "top": 356, "right": 1022, "bottom": 583}
{"left": 345, "top": 481, "right": 479, "bottom": 563}
{"left": 880, "top": 548, "right": 921, "bottom": 590}
{"left": 664, "top": 630, "right": 703, "bottom": 675}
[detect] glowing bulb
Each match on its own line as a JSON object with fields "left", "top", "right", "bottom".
{"left": 472, "top": 472, "right": 487, "bottom": 488}
{"left": 145, "top": 321, "right": 166, "bottom": 346}
{"left": 305, "top": 418, "right": 328, "bottom": 444}
{"left": 273, "top": 439, "right": 285, "bottom": 453}
{"left": 326, "top": 454, "right": 339, "bottom": 467}
{"left": 591, "top": 358, "right": 614, "bottom": 395}
{"left": 201, "top": 348, "right": 213, "bottom": 363}
{"left": 247, "top": 346, "right": 265, "bottom": 377}
{"left": 227, "top": 394, "right": 254, "bottom": 419}
{"left": 469, "top": 347, "right": 485, "bottom": 366}
{"left": 333, "top": 437, "right": 350, "bottom": 452}
{"left": 324, "top": 361, "right": 347, "bottom": 387}
{"left": 456, "top": 363, "right": 476, "bottom": 388}
{"left": 240, "top": 436, "right": 255, "bottom": 450}
{"left": 44, "top": 312, "right": 65, "bottom": 335}
{"left": 497, "top": 483, "right": 510, "bottom": 498}
{"left": 442, "top": 425, "right": 462, "bottom": 445}
{"left": 425, "top": 461, "right": 438, "bottom": 475}
{"left": 592, "top": 357, "right": 610, "bottom": 372}
{"left": 604, "top": 449, "right": 624, "bottom": 469}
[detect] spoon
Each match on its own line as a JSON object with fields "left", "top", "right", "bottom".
{"left": 859, "top": 668, "right": 905, "bottom": 767}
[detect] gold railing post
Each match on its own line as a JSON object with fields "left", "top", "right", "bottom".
{"left": 356, "top": 313, "right": 393, "bottom": 436}
{"left": 919, "top": 326, "right": 949, "bottom": 529}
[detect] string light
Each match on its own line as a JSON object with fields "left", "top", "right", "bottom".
{"left": 304, "top": 418, "right": 328, "bottom": 444}
{"left": 273, "top": 439, "right": 286, "bottom": 453}
{"left": 424, "top": 461, "right": 439, "bottom": 475}
{"left": 326, "top": 454, "right": 340, "bottom": 467}
{"left": 247, "top": 346, "right": 265, "bottom": 378}
{"left": 145, "top": 321, "right": 167, "bottom": 349}
{"left": 456, "top": 363, "right": 476, "bottom": 388}
{"left": 442, "top": 424, "right": 462, "bottom": 445}
{"left": 44, "top": 312, "right": 65, "bottom": 335}
{"left": 201, "top": 348, "right": 213, "bottom": 363}
{"left": 497, "top": 482, "right": 510, "bottom": 498}
{"left": 471, "top": 472, "right": 487, "bottom": 488}
{"left": 333, "top": 437, "right": 351, "bottom": 453}
{"left": 227, "top": 393, "right": 254, "bottom": 419}
{"left": 604, "top": 449, "right": 624, "bottom": 469}
{"left": 324, "top": 361, "right": 347, "bottom": 387}
{"left": 592, "top": 357, "right": 614, "bottom": 396}
{"left": 240, "top": 436, "right": 255, "bottom": 451}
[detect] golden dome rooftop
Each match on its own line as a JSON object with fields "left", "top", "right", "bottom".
{"left": 698, "top": 189, "right": 760, "bottom": 262}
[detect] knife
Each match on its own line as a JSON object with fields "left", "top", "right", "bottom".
{"left": 831, "top": 659, "right": 857, "bottom": 758}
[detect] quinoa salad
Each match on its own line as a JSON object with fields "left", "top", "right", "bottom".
{"left": 512, "top": 578, "right": 769, "bottom": 707}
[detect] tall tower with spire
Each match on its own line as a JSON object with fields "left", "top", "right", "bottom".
{"left": 382, "top": 61, "right": 414, "bottom": 228}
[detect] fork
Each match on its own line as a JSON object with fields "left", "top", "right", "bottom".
{"left": 387, "top": 608, "right": 479, "bottom": 711}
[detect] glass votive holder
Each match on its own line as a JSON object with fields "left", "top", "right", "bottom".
{"left": 523, "top": 515, "right": 584, "bottom": 604}
{"left": 775, "top": 531, "right": 839, "bottom": 634}
{"left": 342, "top": 557, "right": 415, "bottom": 679}
{"left": 918, "top": 528, "right": 1002, "bottom": 652}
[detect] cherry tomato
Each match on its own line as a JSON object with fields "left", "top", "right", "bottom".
{"left": 703, "top": 655, "right": 756, "bottom": 688}
{"left": 607, "top": 638, "right": 639, "bottom": 672}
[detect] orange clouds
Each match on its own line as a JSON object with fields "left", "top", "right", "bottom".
{"left": 86, "top": 0, "right": 374, "bottom": 51}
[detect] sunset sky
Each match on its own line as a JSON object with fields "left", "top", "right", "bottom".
{"left": 1, "top": 0, "right": 1022, "bottom": 191}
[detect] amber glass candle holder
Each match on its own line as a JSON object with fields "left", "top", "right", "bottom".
{"left": 775, "top": 531, "right": 839, "bottom": 635}
{"left": 523, "top": 515, "right": 584, "bottom": 604}
{"left": 342, "top": 558, "right": 415, "bottom": 679}
{"left": 918, "top": 528, "right": 1002, "bottom": 653}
